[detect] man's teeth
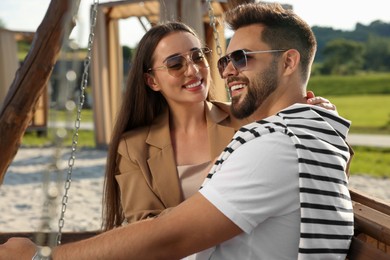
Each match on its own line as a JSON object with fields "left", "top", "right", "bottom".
{"left": 231, "top": 84, "right": 246, "bottom": 91}
{"left": 185, "top": 80, "right": 201, "bottom": 89}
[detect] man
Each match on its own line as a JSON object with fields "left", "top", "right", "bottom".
{"left": 0, "top": 3, "right": 353, "bottom": 259}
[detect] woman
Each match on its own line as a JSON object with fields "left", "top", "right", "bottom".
{"left": 102, "top": 22, "right": 334, "bottom": 230}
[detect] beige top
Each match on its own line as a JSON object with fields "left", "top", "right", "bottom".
{"left": 177, "top": 161, "right": 212, "bottom": 200}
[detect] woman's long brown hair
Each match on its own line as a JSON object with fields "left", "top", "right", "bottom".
{"left": 102, "top": 22, "right": 203, "bottom": 230}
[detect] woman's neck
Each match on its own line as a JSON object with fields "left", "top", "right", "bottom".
{"left": 168, "top": 101, "right": 207, "bottom": 133}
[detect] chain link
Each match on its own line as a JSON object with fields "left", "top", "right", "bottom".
{"left": 206, "top": 0, "right": 223, "bottom": 58}
{"left": 206, "top": 0, "right": 231, "bottom": 100}
{"left": 56, "top": 0, "right": 99, "bottom": 245}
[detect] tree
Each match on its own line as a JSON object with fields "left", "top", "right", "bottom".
{"left": 364, "top": 35, "right": 390, "bottom": 71}
{"left": 320, "top": 39, "right": 365, "bottom": 75}
{"left": 122, "top": 45, "right": 132, "bottom": 62}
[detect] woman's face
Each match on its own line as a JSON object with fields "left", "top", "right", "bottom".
{"left": 146, "top": 31, "right": 210, "bottom": 107}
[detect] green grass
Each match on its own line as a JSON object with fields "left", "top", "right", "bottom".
{"left": 48, "top": 108, "right": 94, "bottom": 122}
{"left": 327, "top": 94, "right": 390, "bottom": 134}
{"left": 349, "top": 146, "right": 390, "bottom": 178}
{"left": 308, "top": 73, "right": 390, "bottom": 96}
{"left": 22, "top": 108, "right": 95, "bottom": 147}
{"left": 22, "top": 129, "right": 96, "bottom": 148}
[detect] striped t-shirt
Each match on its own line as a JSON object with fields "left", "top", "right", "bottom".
{"left": 200, "top": 103, "right": 353, "bottom": 259}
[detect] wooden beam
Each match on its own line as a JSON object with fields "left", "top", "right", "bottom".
{"left": 350, "top": 188, "right": 390, "bottom": 216}
{"left": 352, "top": 201, "right": 390, "bottom": 245}
{"left": 0, "top": 0, "right": 78, "bottom": 183}
{"left": 347, "top": 236, "right": 390, "bottom": 260}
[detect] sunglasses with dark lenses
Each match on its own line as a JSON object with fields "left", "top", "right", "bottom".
{"left": 148, "top": 47, "right": 212, "bottom": 78}
{"left": 217, "top": 49, "right": 286, "bottom": 77}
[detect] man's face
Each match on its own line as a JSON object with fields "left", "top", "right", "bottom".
{"left": 229, "top": 56, "right": 279, "bottom": 119}
{"left": 222, "top": 24, "right": 281, "bottom": 119}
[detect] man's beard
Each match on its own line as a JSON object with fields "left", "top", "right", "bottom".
{"left": 231, "top": 59, "right": 279, "bottom": 119}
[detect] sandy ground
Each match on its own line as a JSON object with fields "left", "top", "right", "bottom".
{"left": 1, "top": 147, "right": 389, "bottom": 232}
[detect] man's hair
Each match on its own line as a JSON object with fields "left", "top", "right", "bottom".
{"left": 224, "top": 3, "right": 317, "bottom": 83}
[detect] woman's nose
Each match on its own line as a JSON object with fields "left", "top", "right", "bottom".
{"left": 184, "top": 60, "right": 200, "bottom": 76}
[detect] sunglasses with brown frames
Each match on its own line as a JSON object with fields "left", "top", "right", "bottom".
{"left": 148, "top": 47, "right": 212, "bottom": 78}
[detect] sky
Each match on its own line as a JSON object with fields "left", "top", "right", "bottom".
{"left": 0, "top": 0, "right": 389, "bottom": 48}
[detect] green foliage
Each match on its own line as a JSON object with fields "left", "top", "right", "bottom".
{"left": 0, "top": 18, "right": 5, "bottom": 28}
{"left": 349, "top": 146, "right": 390, "bottom": 178}
{"left": 320, "top": 39, "right": 365, "bottom": 75}
{"left": 312, "top": 20, "right": 390, "bottom": 63}
{"left": 364, "top": 35, "right": 390, "bottom": 71}
{"left": 122, "top": 45, "right": 132, "bottom": 62}
{"left": 355, "top": 20, "right": 390, "bottom": 38}
{"left": 17, "top": 41, "right": 31, "bottom": 61}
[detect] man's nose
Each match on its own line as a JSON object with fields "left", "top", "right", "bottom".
{"left": 222, "top": 61, "right": 238, "bottom": 79}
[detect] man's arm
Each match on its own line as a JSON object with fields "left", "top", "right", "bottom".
{"left": 0, "top": 193, "right": 242, "bottom": 260}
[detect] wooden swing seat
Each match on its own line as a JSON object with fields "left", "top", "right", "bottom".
{"left": 0, "top": 188, "right": 389, "bottom": 259}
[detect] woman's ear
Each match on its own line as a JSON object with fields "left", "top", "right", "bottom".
{"left": 144, "top": 73, "right": 160, "bottom": 91}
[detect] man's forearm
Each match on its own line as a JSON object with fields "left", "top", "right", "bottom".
{"left": 53, "top": 218, "right": 183, "bottom": 260}
{"left": 51, "top": 193, "right": 241, "bottom": 259}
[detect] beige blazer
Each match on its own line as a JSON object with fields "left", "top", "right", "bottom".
{"left": 115, "top": 101, "right": 245, "bottom": 223}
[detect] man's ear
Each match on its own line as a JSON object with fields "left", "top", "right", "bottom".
{"left": 283, "top": 49, "right": 300, "bottom": 75}
{"left": 144, "top": 73, "right": 160, "bottom": 91}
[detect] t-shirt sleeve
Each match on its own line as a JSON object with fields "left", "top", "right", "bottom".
{"left": 199, "top": 132, "right": 299, "bottom": 233}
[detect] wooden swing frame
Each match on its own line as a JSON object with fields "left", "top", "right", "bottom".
{"left": 0, "top": 0, "right": 389, "bottom": 259}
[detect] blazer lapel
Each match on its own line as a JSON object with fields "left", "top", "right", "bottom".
{"left": 205, "top": 101, "right": 236, "bottom": 159}
{"left": 146, "top": 111, "right": 182, "bottom": 206}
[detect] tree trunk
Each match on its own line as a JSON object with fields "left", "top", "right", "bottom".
{"left": 0, "top": 0, "right": 78, "bottom": 183}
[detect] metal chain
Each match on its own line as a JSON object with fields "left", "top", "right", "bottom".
{"left": 206, "top": 0, "right": 231, "bottom": 100}
{"left": 206, "top": 0, "right": 223, "bottom": 58}
{"left": 56, "top": 0, "right": 99, "bottom": 245}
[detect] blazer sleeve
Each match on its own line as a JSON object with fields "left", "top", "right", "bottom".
{"left": 115, "top": 138, "right": 167, "bottom": 223}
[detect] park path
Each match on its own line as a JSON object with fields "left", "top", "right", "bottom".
{"left": 347, "top": 133, "right": 390, "bottom": 148}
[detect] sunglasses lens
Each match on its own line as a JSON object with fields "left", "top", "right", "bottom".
{"left": 191, "top": 49, "right": 208, "bottom": 68}
{"left": 230, "top": 50, "right": 247, "bottom": 70}
{"left": 152, "top": 48, "right": 211, "bottom": 78}
{"left": 165, "top": 49, "right": 210, "bottom": 77}
{"left": 217, "top": 57, "right": 228, "bottom": 77}
{"left": 217, "top": 50, "right": 247, "bottom": 77}
{"left": 165, "top": 55, "right": 186, "bottom": 77}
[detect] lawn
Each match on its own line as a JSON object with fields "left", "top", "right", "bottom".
{"left": 318, "top": 94, "right": 390, "bottom": 177}
{"left": 308, "top": 73, "right": 390, "bottom": 96}
{"left": 22, "top": 129, "right": 96, "bottom": 148}
{"left": 349, "top": 146, "right": 390, "bottom": 178}
{"left": 328, "top": 94, "right": 390, "bottom": 134}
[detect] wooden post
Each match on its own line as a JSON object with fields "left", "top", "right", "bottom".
{"left": 0, "top": 29, "right": 19, "bottom": 106}
{"left": 0, "top": 0, "right": 78, "bottom": 183}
